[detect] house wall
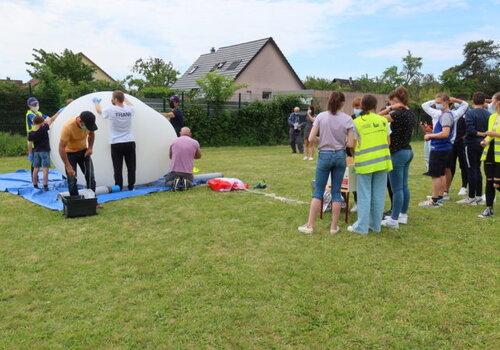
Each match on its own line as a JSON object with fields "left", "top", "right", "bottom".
{"left": 230, "top": 42, "right": 303, "bottom": 101}
{"left": 80, "top": 56, "right": 115, "bottom": 83}
{"left": 311, "top": 91, "right": 389, "bottom": 115}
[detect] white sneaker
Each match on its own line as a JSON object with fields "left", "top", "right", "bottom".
{"left": 381, "top": 218, "right": 399, "bottom": 229}
{"left": 308, "top": 157, "right": 314, "bottom": 161}
{"left": 456, "top": 197, "right": 477, "bottom": 205}
{"left": 398, "top": 213, "right": 408, "bottom": 224}
{"left": 298, "top": 224, "right": 313, "bottom": 234}
{"left": 443, "top": 192, "right": 450, "bottom": 200}
{"left": 302, "top": 156, "right": 308, "bottom": 160}
{"left": 477, "top": 195, "right": 486, "bottom": 205}
{"left": 330, "top": 226, "right": 340, "bottom": 235}
{"left": 457, "top": 187, "right": 467, "bottom": 196}
{"left": 350, "top": 204, "right": 358, "bottom": 213}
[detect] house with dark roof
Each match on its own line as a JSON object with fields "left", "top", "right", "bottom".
{"left": 172, "top": 37, "right": 304, "bottom": 101}
{"left": 78, "top": 53, "right": 116, "bottom": 83}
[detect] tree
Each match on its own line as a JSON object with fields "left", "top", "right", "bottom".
{"left": 401, "top": 50, "right": 423, "bottom": 85}
{"left": 196, "top": 71, "right": 247, "bottom": 105}
{"left": 303, "top": 76, "right": 336, "bottom": 90}
{"left": 26, "top": 49, "right": 95, "bottom": 84}
{"left": 443, "top": 40, "right": 500, "bottom": 96}
{"left": 127, "top": 57, "right": 179, "bottom": 91}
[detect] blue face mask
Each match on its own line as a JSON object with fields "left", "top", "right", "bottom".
{"left": 353, "top": 108, "right": 362, "bottom": 116}
{"left": 435, "top": 103, "right": 444, "bottom": 111}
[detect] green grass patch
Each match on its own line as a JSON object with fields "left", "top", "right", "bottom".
{"left": 0, "top": 131, "right": 26, "bottom": 157}
{"left": 0, "top": 142, "right": 498, "bottom": 348}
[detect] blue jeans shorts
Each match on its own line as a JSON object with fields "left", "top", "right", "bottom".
{"left": 33, "top": 151, "right": 51, "bottom": 168}
{"left": 313, "top": 150, "right": 347, "bottom": 202}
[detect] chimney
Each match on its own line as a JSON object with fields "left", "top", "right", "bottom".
{"left": 210, "top": 47, "right": 216, "bottom": 53}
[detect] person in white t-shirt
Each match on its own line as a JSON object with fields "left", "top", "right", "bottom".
{"left": 93, "top": 91, "right": 136, "bottom": 191}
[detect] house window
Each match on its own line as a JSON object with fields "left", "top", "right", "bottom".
{"left": 226, "top": 60, "right": 242, "bottom": 71}
{"left": 210, "top": 61, "right": 227, "bottom": 72}
{"left": 262, "top": 91, "right": 272, "bottom": 100}
{"left": 187, "top": 66, "right": 198, "bottom": 75}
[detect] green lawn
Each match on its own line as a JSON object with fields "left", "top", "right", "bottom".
{"left": 0, "top": 142, "right": 498, "bottom": 349}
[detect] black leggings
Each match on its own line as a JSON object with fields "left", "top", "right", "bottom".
{"left": 484, "top": 161, "right": 500, "bottom": 207}
{"left": 465, "top": 143, "right": 483, "bottom": 198}
{"left": 450, "top": 141, "right": 468, "bottom": 188}
{"left": 111, "top": 141, "right": 136, "bottom": 190}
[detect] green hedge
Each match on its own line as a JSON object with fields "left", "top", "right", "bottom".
{"left": 0, "top": 132, "right": 26, "bottom": 157}
{"left": 185, "top": 95, "right": 302, "bottom": 146}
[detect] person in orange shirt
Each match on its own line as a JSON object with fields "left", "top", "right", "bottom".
{"left": 58, "top": 111, "right": 98, "bottom": 196}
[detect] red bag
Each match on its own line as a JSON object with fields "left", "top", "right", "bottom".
{"left": 207, "top": 178, "right": 249, "bottom": 192}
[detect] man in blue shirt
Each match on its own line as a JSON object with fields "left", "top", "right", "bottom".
{"left": 163, "top": 95, "right": 185, "bottom": 137}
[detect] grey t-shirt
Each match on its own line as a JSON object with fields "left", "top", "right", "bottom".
{"left": 313, "top": 111, "right": 354, "bottom": 151}
{"left": 439, "top": 112, "right": 454, "bottom": 129}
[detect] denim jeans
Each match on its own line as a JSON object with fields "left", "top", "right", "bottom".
{"left": 313, "top": 150, "right": 347, "bottom": 202}
{"left": 423, "top": 140, "right": 431, "bottom": 171}
{"left": 351, "top": 170, "right": 387, "bottom": 234}
{"left": 388, "top": 149, "right": 413, "bottom": 220}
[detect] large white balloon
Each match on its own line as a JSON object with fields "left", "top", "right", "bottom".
{"left": 49, "top": 91, "right": 177, "bottom": 187}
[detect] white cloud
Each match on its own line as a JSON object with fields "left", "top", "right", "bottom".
{"left": 361, "top": 25, "right": 499, "bottom": 61}
{"left": 0, "top": 0, "right": 482, "bottom": 81}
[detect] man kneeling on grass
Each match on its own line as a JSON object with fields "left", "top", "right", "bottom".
{"left": 165, "top": 127, "right": 201, "bottom": 189}
{"left": 419, "top": 93, "right": 454, "bottom": 208}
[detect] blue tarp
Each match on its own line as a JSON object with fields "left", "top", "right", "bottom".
{"left": 0, "top": 169, "right": 201, "bottom": 211}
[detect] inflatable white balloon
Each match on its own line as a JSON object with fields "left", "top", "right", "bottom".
{"left": 49, "top": 91, "right": 177, "bottom": 187}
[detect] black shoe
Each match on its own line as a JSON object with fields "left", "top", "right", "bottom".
{"left": 34, "top": 184, "right": 39, "bottom": 189}
{"left": 43, "top": 185, "right": 49, "bottom": 191}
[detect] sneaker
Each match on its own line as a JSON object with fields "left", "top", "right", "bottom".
{"left": 298, "top": 224, "right": 313, "bottom": 234}
{"left": 43, "top": 185, "right": 49, "bottom": 192}
{"left": 398, "top": 213, "right": 408, "bottom": 224}
{"left": 330, "top": 226, "right": 340, "bottom": 235}
{"left": 381, "top": 218, "right": 399, "bottom": 229}
{"left": 350, "top": 204, "right": 358, "bottom": 213}
{"left": 458, "top": 187, "right": 467, "bottom": 196}
{"left": 303, "top": 156, "right": 308, "bottom": 160}
{"left": 456, "top": 197, "right": 477, "bottom": 205}
{"left": 308, "top": 157, "right": 314, "bottom": 161}
{"left": 476, "top": 196, "right": 486, "bottom": 205}
{"left": 418, "top": 199, "right": 441, "bottom": 208}
{"left": 347, "top": 225, "right": 354, "bottom": 232}
{"left": 443, "top": 192, "right": 450, "bottom": 201}
{"left": 478, "top": 208, "right": 494, "bottom": 218}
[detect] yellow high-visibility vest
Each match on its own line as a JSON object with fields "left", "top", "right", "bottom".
{"left": 481, "top": 112, "right": 500, "bottom": 163}
{"left": 354, "top": 112, "right": 392, "bottom": 174}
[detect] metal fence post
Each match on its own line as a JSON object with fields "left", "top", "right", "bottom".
{"left": 238, "top": 93, "right": 241, "bottom": 110}
{"left": 162, "top": 97, "right": 166, "bottom": 112}
{"left": 181, "top": 91, "right": 185, "bottom": 109}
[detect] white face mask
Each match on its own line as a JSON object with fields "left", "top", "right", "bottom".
{"left": 353, "top": 108, "right": 362, "bottom": 116}
{"left": 488, "top": 103, "right": 496, "bottom": 114}
{"left": 435, "top": 103, "right": 444, "bottom": 111}
{"left": 30, "top": 105, "right": 39, "bottom": 112}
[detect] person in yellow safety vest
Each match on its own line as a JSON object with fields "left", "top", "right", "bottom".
{"left": 26, "top": 97, "right": 64, "bottom": 172}
{"left": 348, "top": 94, "right": 392, "bottom": 235}
{"left": 478, "top": 92, "right": 500, "bottom": 218}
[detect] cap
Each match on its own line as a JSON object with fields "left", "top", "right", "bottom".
{"left": 27, "top": 97, "right": 39, "bottom": 107}
{"left": 169, "top": 95, "right": 180, "bottom": 103}
{"left": 79, "top": 111, "right": 98, "bottom": 131}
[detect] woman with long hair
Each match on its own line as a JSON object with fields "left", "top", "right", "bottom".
{"left": 298, "top": 92, "right": 355, "bottom": 234}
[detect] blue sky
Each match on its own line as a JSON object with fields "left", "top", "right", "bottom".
{"left": 1, "top": 0, "right": 498, "bottom": 82}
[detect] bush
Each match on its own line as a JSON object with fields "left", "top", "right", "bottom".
{"left": 184, "top": 95, "right": 303, "bottom": 146}
{"left": 0, "top": 132, "right": 26, "bottom": 156}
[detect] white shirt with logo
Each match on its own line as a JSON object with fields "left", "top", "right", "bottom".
{"left": 102, "top": 105, "right": 135, "bottom": 144}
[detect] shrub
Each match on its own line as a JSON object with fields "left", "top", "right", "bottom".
{"left": 0, "top": 132, "right": 26, "bottom": 157}
{"left": 184, "top": 95, "right": 303, "bottom": 146}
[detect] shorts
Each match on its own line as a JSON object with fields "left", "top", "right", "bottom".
{"left": 33, "top": 151, "right": 51, "bottom": 168}
{"left": 428, "top": 150, "right": 451, "bottom": 177}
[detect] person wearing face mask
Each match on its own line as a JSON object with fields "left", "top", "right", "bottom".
{"left": 25, "top": 97, "right": 59, "bottom": 172}
{"left": 421, "top": 95, "right": 468, "bottom": 199}
{"left": 351, "top": 97, "right": 362, "bottom": 120}
{"left": 303, "top": 105, "right": 316, "bottom": 160}
{"left": 419, "top": 93, "right": 457, "bottom": 208}
{"left": 93, "top": 90, "right": 136, "bottom": 191}
{"left": 58, "top": 111, "right": 98, "bottom": 196}
{"left": 478, "top": 92, "right": 500, "bottom": 218}
{"left": 288, "top": 107, "right": 306, "bottom": 154}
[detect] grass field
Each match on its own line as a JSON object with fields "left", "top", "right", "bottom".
{"left": 0, "top": 142, "right": 498, "bottom": 349}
